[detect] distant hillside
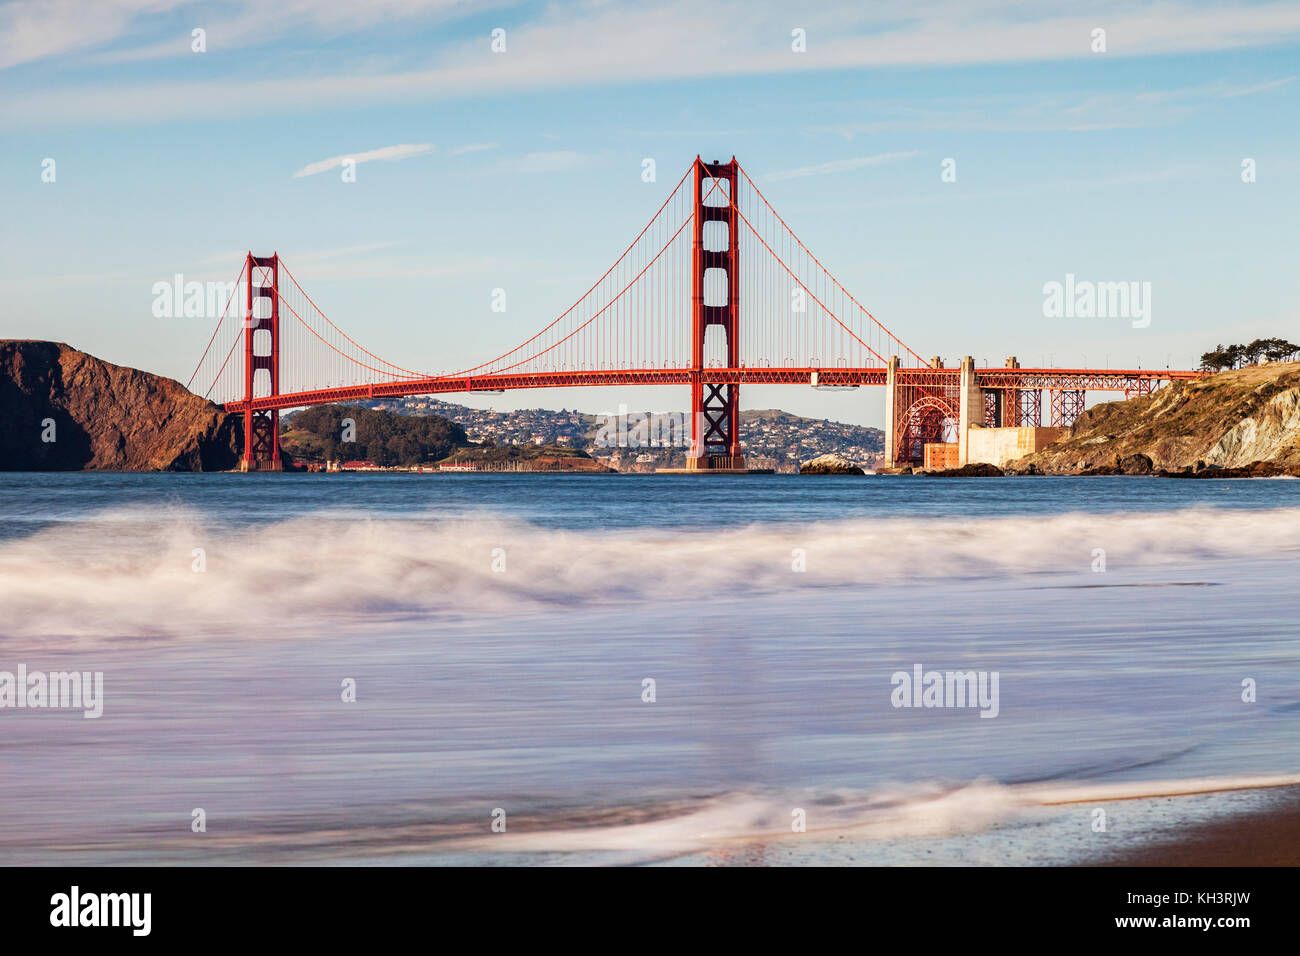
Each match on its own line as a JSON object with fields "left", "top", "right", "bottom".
{"left": 1009, "top": 361, "right": 1300, "bottom": 475}
{"left": 439, "top": 443, "right": 610, "bottom": 472}
{"left": 346, "top": 396, "right": 884, "bottom": 468}
{"left": 739, "top": 408, "right": 883, "bottom": 461}
{"left": 0, "top": 340, "right": 241, "bottom": 471}
{"left": 281, "top": 405, "right": 466, "bottom": 467}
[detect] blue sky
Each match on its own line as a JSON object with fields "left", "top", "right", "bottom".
{"left": 2, "top": 0, "right": 1298, "bottom": 426}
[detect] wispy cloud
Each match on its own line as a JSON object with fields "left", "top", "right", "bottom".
{"left": 761, "top": 151, "right": 920, "bottom": 182}
{"left": 0, "top": 0, "right": 175, "bottom": 71}
{"left": 1219, "top": 75, "right": 1296, "bottom": 98}
{"left": 450, "top": 142, "right": 499, "bottom": 155}
{"left": 292, "top": 143, "right": 434, "bottom": 179}
{"left": 8, "top": 2, "right": 1300, "bottom": 127}
{"left": 1, "top": 0, "right": 484, "bottom": 70}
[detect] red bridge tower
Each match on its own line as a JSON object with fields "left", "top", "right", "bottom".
{"left": 242, "top": 252, "right": 282, "bottom": 471}
{"left": 688, "top": 157, "right": 746, "bottom": 471}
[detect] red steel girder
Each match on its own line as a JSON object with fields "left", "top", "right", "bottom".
{"left": 1050, "top": 388, "right": 1086, "bottom": 427}
{"left": 225, "top": 367, "right": 893, "bottom": 412}
{"left": 976, "top": 369, "right": 1200, "bottom": 390}
{"left": 222, "top": 365, "right": 1207, "bottom": 415}
{"left": 984, "top": 389, "right": 1000, "bottom": 428}
{"left": 1014, "top": 388, "right": 1042, "bottom": 427}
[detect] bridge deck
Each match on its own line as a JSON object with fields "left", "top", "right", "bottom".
{"left": 224, "top": 367, "right": 1204, "bottom": 413}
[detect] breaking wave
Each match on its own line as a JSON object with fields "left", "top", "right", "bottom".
{"left": 4, "top": 504, "right": 1300, "bottom": 645}
{"left": 446, "top": 772, "right": 1300, "bottom": 862}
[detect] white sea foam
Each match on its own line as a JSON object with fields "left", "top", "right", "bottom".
{"left": 4, "top": 504, "right": 1299, "bottom": 645}
{"left": 442, "top": 773, "right": 1300, "bottom": 861}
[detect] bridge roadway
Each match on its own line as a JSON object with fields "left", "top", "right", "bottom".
{"left": 224, "top": 366, "right": 1200, "bottom": 414}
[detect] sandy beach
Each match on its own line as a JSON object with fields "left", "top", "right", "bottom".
{"left": 1098, "top": 785, "right": 1300, "bottom": 866}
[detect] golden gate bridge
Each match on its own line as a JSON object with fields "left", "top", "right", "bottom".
{"left": 186, "top": 157, "right": 1201, "bottom": 472}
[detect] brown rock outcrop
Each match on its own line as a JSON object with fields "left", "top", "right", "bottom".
{"left": 1158, "top": 460, "right": 1287, "bottom": 479}
{"left": 1007, "top": 361, "right": 1300, "bottom": 476}
{"left": 1, "top": 340, "right": 244, "bottom": 471}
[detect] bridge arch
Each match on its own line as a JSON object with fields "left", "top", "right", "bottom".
{"left": 896, "top": 393, "right": 959, "bottom": 466}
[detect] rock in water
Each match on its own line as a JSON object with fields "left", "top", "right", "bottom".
{"left": 0, "top": 340, "right": 244, "bottom": 471}
{"left": 799, "top": 453, "right": 864, "bottom": 475}
{"left": 1117, "top": 453, "right": 1154, "bottom": 475}
{"left": 923, "top": 462, "right": 1004, "bottom": 477}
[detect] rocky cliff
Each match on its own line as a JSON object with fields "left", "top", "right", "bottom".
{"left": 1008, "top": 361, "right": 1300, "bottom": 475}
{"left": 0, "top": 340, "right": 243, "bottom": 471}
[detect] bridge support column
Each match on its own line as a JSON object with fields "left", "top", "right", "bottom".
{"left": 241, "top": 252, "right": 283, "bottom": 472}
{"left": 999, "top": 356, "right": 1021, "bottom": 427}
{"left": 957, "top": 356, "right": 983, "bottom": 466}
{"left": 1050, "top": 388, "right": 1086, "bottom": 427}
{"left": 1018, "top": 388, "right": 1043, "bottom": 428}
{"left": 984, "top": 389, "right": 1000, "bottom": 427}
{"left": 687, "top": 157, "right": 745, "bottom": 471}
{"left": 883, "top": 355, "right": 899, "bottom": 469}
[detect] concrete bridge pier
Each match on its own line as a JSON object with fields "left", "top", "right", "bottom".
{"left": 882, "top": 356, "right": 899, "bottom": 468}
{"left": 957, "top": 355, "right": 984, "bottom": 466}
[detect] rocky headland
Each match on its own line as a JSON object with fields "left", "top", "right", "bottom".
{"left": 1007, "top": 361, "right": 1300, "bottom": 477}
{"left": 0, "top": 340, "right": 242, "bottom": 471}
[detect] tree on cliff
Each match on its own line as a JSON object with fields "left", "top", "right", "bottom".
{"left": 1200, "top": 338, "right": 1299, "bottom": 371}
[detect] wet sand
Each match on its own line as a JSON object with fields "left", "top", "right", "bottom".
{"left": 1097, "top": 785, "right": 1300, "bottom": 866}
{"left": 657, "top": 784, "right": 1300, "bottom": 867}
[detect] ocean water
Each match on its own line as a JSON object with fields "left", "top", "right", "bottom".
{"left": 1, "top": 472, "right": 1298, "bottom": 865}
